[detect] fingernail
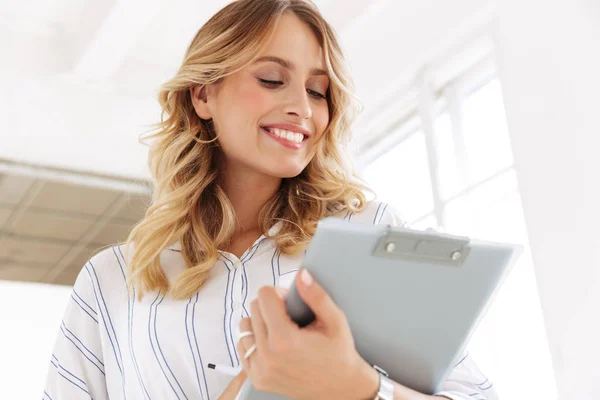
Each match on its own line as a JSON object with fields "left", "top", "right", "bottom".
{"left": 301, "top": 269, "right": 313, "bottom": 286}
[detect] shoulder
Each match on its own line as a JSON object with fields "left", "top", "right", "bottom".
{"left": 333, "top": 200, "right": 406, "bottom": 227}
{"left": 63, "top": 243, "right": 130, "bottom": 317}
{"left": 88, "top": 243, "right": 129, "bottom": 279}
{"left": 72, "top": 243, "right": 130, "bottom": 294}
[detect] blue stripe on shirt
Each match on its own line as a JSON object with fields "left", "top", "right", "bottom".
{"left": 154, "top": 295, "right": 189, "bottom": 399}
{"left": 70, "top": 294, "right": 98, "bottom": 324}
{"left": 49, "top": 358, "right": 90, "bottom": 395}
{"left": 228, "top": 267, "right": 240, "bottom": 365}
{"left": 85, "top": 262, "right": 125, "bottom": 378}
{"left": 114, "top": 246, "right": 152, "bottom": 400}
{"left": 377, "top": 203, "right": 389, "bottom": 225}
{"left": 148, "top": 293, "right": 181, "bottom": 399}
{"left": 241, "top": 265, "right": 250, "bottom": 318}
{"left": 455, "top": 352, "right": 469, "bottom": 367}
{"left": 185, "top": 292, "right": 209, "bottom": 400}
{"left": 59, "top": 322, "right": 105, "bottom": 374}
{"left": 373, "top": 202, "right": 383, "bottom": 225}
{"left": 51, "top": 355, "right": 88, "bottom": 387}
{"left": 72, "top": 289, "right": 97, "bottom": 316}
{"left": 221, "top": 260, "right": 235, "bottom": 367}
{"left": 270, "top": 248, "right": 278, "bottom": 287}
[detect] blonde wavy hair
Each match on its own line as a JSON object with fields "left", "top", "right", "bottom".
{"left": 125, "top": 0, "right": 373, "bottom": 301}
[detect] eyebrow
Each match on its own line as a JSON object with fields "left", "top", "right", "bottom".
{"left": 254, "top": 56, "right": 329, "bottom": 77}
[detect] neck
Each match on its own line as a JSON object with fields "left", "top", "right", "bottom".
{"left": 219, "top": 162, "right": 282, "bottom": 234}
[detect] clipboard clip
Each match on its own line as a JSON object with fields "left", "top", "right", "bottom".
{"left": 373, "top": 225, "right": 471, "bottom": 266}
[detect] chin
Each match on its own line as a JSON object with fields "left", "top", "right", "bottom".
{"left": 257, "top": 156, "right": 310, "bottom": 179}
{"left": 268, "top": 164, "right": 306, "bottom": 179}
{"left": 275, "top": 169, "right": 304, "bottom": 179}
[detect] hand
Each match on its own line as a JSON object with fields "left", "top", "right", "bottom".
{"left": 236, "top": 269, "right": 379, "bottom": 400}
{"left": 217, "top": 370, "right": 247, "bottom": 400}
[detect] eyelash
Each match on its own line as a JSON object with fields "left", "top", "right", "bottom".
{"left": 258, "top": 79, "right": 326, "bottom": 100}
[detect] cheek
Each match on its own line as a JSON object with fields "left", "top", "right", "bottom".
{"left": 313, "top": 105, "right": 330, "bottom": 137}
{"left": 237, "top": 85, "right": 273, "bottom": 118}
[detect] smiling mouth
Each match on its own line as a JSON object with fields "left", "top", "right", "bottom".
{"left": 261, "top": 126, "right": 308, "bottom": 143}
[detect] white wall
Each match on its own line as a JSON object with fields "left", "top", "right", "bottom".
{"left": 0, "top": 281, "right": 71, "bottom": 399}
{"left": 494, "top": 1, "right": 600, "bottom": 398}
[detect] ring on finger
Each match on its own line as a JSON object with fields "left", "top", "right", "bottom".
{"left": 238, "top": 331, "right": 254, "bottom": 339}
{"left": 244, "top": 344, "right": 257, "bottom": 360}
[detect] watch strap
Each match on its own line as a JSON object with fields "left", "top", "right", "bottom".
{"left": 373, "top": 365, "right": 394, "bottom": 400}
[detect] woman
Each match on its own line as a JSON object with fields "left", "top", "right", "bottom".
{"left": 44, "top": 1, "right": 498, "bottom": 399}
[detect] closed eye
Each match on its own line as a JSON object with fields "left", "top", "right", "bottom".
{"left": 307, "top": 89, "right": 326, "bottom": 100}
{"left": 259, "top": 79, "right": 326, "bottom": 100}
{"left": 258, "top": 78, "right": 283, "bottom": 88}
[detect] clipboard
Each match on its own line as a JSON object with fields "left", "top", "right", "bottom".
{"left": 238, "top": 217, "right": 522, "bottom": 399}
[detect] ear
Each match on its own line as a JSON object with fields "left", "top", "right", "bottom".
{"left": 190, "top": 85, "right": 213, "bottom": 120}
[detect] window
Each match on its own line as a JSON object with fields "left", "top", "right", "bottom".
{"left": 362, "top": 126, "right": 434, "bottom": 221}
{"left": 360, "top": 59, "right": 556, "bottom": 399}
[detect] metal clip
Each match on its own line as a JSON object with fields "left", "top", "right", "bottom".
{"left": 373, "top": 225, "right": 471, "bottom": 266}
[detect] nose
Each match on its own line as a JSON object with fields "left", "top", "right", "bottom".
{"left": 283, "top": 85, "right": 312, "bottom": 120}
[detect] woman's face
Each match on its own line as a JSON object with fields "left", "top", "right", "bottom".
{"left": 191, "top": 12, "right": 330, "bottom": 179}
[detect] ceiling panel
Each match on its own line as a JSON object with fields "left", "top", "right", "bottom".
{"left": 29, "top": 180, "right": 120, "bottom": 216}
{"left": 67, "top": 245, "right": 104, "bottom": 270}
{"left": 53, "top": 264, "right": 84, "bottom": 286}
{"left": 0, "top": 236, "right": 71, "bottom": 265}
{"left": 0, "top": 173, "right": 35, "bottom": 205}
{"left": 8, "top": 209, "right": 94, "bottom": 242}
{"left": 112, "top": 194, "right": 150, "bottom": 222}
{"left": 0, "top": 208, "right": 11, "bottom": 227}
{"left": 91, "top": 222, "right": 134, "bottom": 245}
{"left": 0, "top": 166, "right": 152, "bottom": 286}
{"left": 0, "top": 263, "right": 50, "bottom": 283}
{"left": 49, "top": 245, "right": 113, "bottom": 286}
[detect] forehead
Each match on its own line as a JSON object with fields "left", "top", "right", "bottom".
{"left": 260, "top": 12, "right": 325, "bottom": 71}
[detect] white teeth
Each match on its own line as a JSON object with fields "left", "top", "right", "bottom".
{"left": 267, "top": 128, "right": 305, "bottom": 144}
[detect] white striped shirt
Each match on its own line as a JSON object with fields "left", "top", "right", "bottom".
{"left": 44, "top": 200, "right": 498, "bottom": 400}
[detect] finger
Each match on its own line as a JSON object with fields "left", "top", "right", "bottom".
{"left": 257, "top": 286, "right": 294, "bottom": 337}
{"left": 237, "top": 318, "right": 258, "bottom": 371}
{"left": 275, "top": 286, "right": 289, "bottom": 300}
{"left": 250, "top": 299, "right": 269, "bottom": 350}
{"left": 295, "top": 269, "right": 345, "bottom": 330}
{"left": 238, "top": 317, "right": 255, "bottom": 353}
{"left": 236, "top": 338, "right": 249, "bottom": 371}
{"left": 219, "top": 369, "right": 247, "bottom": 399}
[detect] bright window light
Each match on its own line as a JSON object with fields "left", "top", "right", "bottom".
{"left": 361, "top": 72, "right": 557, "bottom": 399}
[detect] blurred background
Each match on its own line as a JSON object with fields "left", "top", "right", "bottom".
{"left": 1, "top": 0, "right": 599, "bottom": 398}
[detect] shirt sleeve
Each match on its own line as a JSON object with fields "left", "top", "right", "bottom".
{"left": 377, "top": 204, "right": 499, "bottom": 399}
{"left": 43, "top": 264, "right": 109, "bottom": 400}
{"left": 434, "top": 352, "right": 499, "bottom": 399}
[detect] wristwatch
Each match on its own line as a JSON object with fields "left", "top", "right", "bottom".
{"left": 373, "top": 365, "right": 394, "bottom": 400}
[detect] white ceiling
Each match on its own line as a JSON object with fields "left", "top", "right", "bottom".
{"left": 0, "top": 0, "right": 492, "bottom": 285}
{"left": 0, "top": 0, "right": 493, "bottom": 178}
